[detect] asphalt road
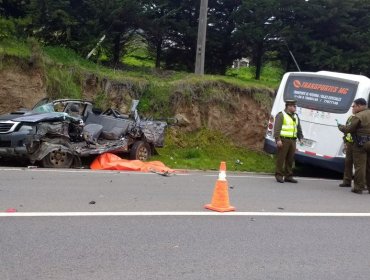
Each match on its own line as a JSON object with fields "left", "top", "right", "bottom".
{"left": 1, "top": 168, "right": 370, "bottom": 280}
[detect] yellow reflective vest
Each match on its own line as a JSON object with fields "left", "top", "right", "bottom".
{"left": 280, "top": 111, "right": 298, "bottom": 138}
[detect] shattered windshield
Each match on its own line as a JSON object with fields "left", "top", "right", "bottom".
{"left": 32, "top": 103, "right": 56, "bottom": 113}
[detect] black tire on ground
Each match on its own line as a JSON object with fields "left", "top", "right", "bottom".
{"left": 130, "top": 141, "right": 151, "bottom": 161}
{"left": 40, "top": 138, "right": 74, "bottom": 168}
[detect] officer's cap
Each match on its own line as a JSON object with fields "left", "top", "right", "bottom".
{"left": 285, "top": 99, "right": 297, "bottom": 106}
{"left": 354, "top": 98, "right": 367, "bottom": 106}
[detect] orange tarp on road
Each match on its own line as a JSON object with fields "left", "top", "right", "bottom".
{"left": 90, "top": 153, "right": 174, "bottom": 173}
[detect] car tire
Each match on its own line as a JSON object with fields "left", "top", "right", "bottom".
{"left": 130, "top": 141, "right": 151, "bottom": 161}
{"left": 40, "top": 138, "right": 74, "bottom": 168}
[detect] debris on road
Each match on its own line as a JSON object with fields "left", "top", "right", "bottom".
{"left": 27, "top": 166, "right": 38, "bottom": 169}
{"left": 149, "top": 169, "right": 173, "bottom": 177}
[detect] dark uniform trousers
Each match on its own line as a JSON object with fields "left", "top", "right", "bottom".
{"left": 275, "top": 138, "right": 296, "bottom": 179}
{"left": 343, "top": 142, "right": 353, "bottom": 185}
{"left": 353, "top": 142, "right": 370, "bottom": 191}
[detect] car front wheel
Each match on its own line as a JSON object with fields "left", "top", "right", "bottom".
{"left": 40, "top": 139, "right": 74, "bottom": 168}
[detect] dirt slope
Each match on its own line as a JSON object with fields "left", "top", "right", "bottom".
{"left": 172, "top": 92, "right": 271, "bottom": 150}
{"left": 0, "top": 66, "right": 46, "bottom": 113}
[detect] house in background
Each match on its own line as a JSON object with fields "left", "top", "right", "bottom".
{"left": 232, "top": 57, "right": 250, "bottom": 69}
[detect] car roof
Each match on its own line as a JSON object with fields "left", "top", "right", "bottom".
{"left": 51, "top": 99, "right": 93, "bottom": 105}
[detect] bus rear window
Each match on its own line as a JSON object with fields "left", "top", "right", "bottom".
{"left": 283, "top": 74, "right": 359, "bottom": 113}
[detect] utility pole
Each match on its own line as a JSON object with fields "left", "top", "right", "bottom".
{"left": 194, "top": 0, "right": 208, "bottom": 75}
{"left": 283, "top": 40, "right": 301, "bottom": 72}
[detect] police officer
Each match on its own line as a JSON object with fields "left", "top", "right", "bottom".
{"left": 339, "top": 115, "right": 354, "bottom": 188}
{"left": 338, "top": 98, "right": 370, "bottom": 194}
{"left": 273, "top": 99, "right": 304, "bottom": 183}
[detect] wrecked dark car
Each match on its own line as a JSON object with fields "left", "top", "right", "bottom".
{"left": 0, "top": 98, "right": 167, "bottom": 168}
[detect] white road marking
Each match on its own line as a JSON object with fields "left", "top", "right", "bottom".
{"left": 1, "top": 212, "right": 370, "bottom": 217}
{"left": 0, "top": 168, "right": 339, "bottom": 180}
{"left": 206, "top": 173, "right": 337, "bottom": 182}
{"left": 0, "top": 168, "right": 190, "bottom": 175}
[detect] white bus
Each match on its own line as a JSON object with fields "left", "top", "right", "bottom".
{"left": 264, "top": 71, "right": 370, "bottom": 173}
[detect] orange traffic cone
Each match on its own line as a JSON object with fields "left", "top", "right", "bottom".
{"left": 205, "top": 161, "right": 235, "bottom": 212}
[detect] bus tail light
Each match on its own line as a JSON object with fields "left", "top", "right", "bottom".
{"left": 266, "top": 115, "right": 275, "bottom": 136}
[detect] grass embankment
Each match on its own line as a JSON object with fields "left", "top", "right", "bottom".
{"left": 0, "top": 38, "right": 281, "bottom": 172}
{"left": 151, "top": 129, "right": 275, "bottom": 172}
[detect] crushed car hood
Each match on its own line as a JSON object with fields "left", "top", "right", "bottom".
{"left": 0, "top": 112, "right": 30, "bottom": 121}
{"left": 11, "top": 112, "right": 69, "bottom": 123}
